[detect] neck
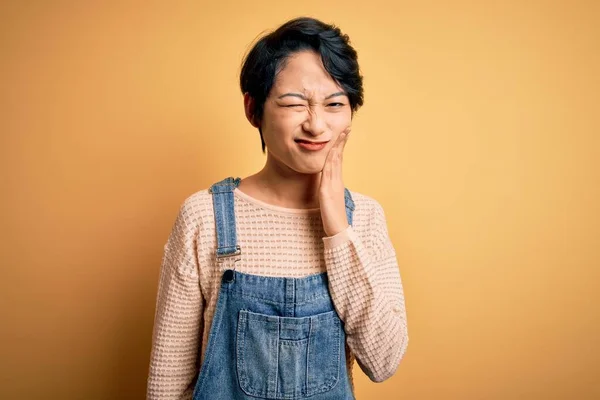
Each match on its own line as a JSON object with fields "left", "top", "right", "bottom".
{"left": 247, "top": 156, "right": 322, "bottom": 209}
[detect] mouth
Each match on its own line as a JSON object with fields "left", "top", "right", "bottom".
{"left": 294, "top": 139, "right": 329, "bottom": 144}
{"left": 294, "top": 139, "right": 329, "bottom": 151}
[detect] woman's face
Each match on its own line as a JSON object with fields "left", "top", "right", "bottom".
{"left": 258, "top": 50, "right": 352, "bottom": 174}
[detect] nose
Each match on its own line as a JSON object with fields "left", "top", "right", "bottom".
{"left": 301, "top": 107, "right": 326, "bottom": 137}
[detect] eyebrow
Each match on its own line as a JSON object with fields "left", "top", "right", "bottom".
{"left": 277, "top": 91, "right": 347, "bottom": 100}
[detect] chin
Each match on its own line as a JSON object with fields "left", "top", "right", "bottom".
{"left": 273, "top": 152, "right": 324, "bottom": 175}
{"left": 291, "top": 162, "right": 325, "bottom": 175}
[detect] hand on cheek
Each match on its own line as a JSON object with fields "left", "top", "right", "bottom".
{"left": 318, "top": 126, "right": 351, "bottom": 237}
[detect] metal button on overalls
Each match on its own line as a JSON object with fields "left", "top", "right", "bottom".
{"left": 222, "top": 269, "right": 234, "bottom": 283}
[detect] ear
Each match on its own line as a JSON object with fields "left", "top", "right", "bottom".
{"left": 243, "top": 93, "right": 260, "bottom": 128}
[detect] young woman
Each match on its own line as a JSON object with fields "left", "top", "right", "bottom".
{"left": 147, "top": 16, "right": 409, "bottom": 400}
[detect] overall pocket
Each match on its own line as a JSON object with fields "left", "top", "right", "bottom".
{"left": 236, "top": 309, "right": 342, "bottom": 399}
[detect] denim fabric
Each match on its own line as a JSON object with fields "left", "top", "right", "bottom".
{"left": 192, "top": 177, "right": 355, "bottom": 400}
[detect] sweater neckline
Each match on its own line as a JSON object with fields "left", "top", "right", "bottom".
{"left": 233, "top": 187, "right": 321, "bottom": 215}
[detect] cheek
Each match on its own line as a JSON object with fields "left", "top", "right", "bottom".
{"left": 267, "top": 110, "right": 305, "bottom": 135}
{"left": 329, "top": 111, "right": 352, "bottom": 129}
{"left": 261, "top": 113, "right": 298, "bottom": 146}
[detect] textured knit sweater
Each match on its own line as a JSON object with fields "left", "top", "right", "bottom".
{"left": 146, "top": 185, "right": 409, "bottom": 399}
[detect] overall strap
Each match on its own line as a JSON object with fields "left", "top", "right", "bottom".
{"left": 209, "top": 176, "right": 242, "bottom": 262}
{"left": 344, "top": 187, "right": 355, "bottom": 227}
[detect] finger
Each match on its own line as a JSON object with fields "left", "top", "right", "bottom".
{"left": 336, "top": 129, "right": 351, "bottom": 157}
{"left": 324, "top": 128, "right": 350, "bottom": 173}
{"left": 329, "top": 133, "right": 347, "bottom": 171}
{"left": 331, "top": 131, "right": 348, "bottom": 158}
{"left": 340, "top": 128, "right": 350, "bottom": 144}
{"left": 342, "top": 129, "right": 350, "bottom": 149}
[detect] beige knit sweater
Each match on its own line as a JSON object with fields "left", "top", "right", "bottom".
{"left": 146, "top": 186, "right": 409, "bottom": 399}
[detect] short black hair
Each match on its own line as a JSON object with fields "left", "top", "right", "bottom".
{"left": 240, "top": 16, "right": 364, "bottom": 153}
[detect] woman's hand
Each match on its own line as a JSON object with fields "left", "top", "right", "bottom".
{"left": 319, "top": 126, "right": 352, "bottom": 237}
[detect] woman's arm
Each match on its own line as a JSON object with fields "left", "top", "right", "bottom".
{"left": 147, "top": 201, "right": 204, "bottom": 400}
{"left": 323, "top": 199, "right": 409, "bottom": 383}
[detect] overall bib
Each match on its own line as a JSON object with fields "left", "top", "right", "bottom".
{"left": 192, "top": 177, "right": 356, "bottom": 400}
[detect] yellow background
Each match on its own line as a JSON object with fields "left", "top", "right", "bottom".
{"left": 1, "top": 1, "right": 598, "bottom": 399}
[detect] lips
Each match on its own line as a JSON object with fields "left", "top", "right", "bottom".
{"left": 295, "top": 139, "right": 329, "bottom": 151}
{"left": 295, "top": 139, "right": 328, "bottom": 144}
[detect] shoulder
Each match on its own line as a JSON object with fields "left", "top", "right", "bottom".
{"left": 172, "top": 188, "right": 214, "bottom": 232}
{"left": 346, "top": 188, "right": 392, "bottom": 243}
{"left": 346, "top": 189, "right": 386, "bottom": 219}
{"left": 166, "top": 188, "right": 213, "bottom": 236}
{"left": 347, "top": 189, "right": 396, "bottom": 258}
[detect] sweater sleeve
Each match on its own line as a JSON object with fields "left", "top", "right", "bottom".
{"left": 322, "top": 200, "right": 409, "bottom": 382}
{"left": 147, "top": 201, "right": 204, "bottom": 400}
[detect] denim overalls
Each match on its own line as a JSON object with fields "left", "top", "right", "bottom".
{"left": 192, "top": 177, "right": 356, "bottom": 400}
